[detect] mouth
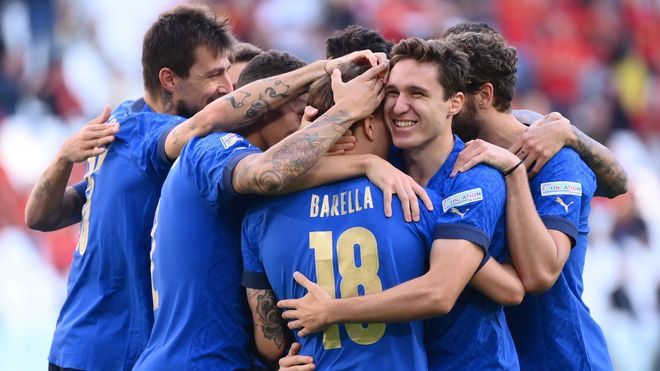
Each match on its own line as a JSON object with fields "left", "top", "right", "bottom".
{"left": 392, "top": 120, "right": 417, "bottom": 128}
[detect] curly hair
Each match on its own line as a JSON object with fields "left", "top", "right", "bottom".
{"left": 325, "top": 25, "right": 393, "bottom": 58}
{"left": 441, "top": 22, "right": 498, "bottom": 38}
{"left": 390, "top": 38, "right": 469, "bottom": 100}
{"left": 232, "top": 42, "right": 264, "bottom": 63}
{"left": 443, "top": 28, "right": 517, "bottom": 112}
{"left": 142, "top": 5, "right": 236, "bottom": 98}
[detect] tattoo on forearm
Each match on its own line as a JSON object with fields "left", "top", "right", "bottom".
{"left": 227, "top": 91, "right": 251, "bottom": 109}
{"left": 253, "top": 290, "right": 286, "bottom": 348}
{"left": 245, "top": 94, "right": 270, "bottom": 120}
{"left": 264, "top": 80, "right": 290, "bottom": 99}
{"left": 574, "top": 127, "right": 627, "bottom": 197}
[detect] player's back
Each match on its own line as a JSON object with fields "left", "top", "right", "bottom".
{"left": 134, "top": 133, "right": 260, "bottom": 370}
{"left": 243, "top": 177, "right": 436, "bottom": 370}
{"left": 49, "top": 99, "right": 184, "bottom": 370}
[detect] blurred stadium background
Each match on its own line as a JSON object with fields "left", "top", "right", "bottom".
{"left": 0, "top": 0, "right": 658, "bottom": 370}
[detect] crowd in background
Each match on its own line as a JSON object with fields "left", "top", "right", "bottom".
{"left": 0, "top": 0, "right": 658, "bottom": 370}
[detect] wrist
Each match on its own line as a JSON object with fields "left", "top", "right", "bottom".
{"left": 565, "top": 125, "right": 580, "bottom": 149}
{"left": 503, "top": 159, "right": 525, "bottom": 178}
{"left": 55, "top": 149, "right": 75, "bottom": 166}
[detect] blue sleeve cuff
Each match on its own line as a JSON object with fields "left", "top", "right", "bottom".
{"left": 541, "top": 215, "right": 578, "bottom": 247}
{"left": 434, "top": 223, "right": 491, "bottom": 251}
{"left": 72, "top": 180, "right": 88, "bottom": 201}
{"left": 242, "top": 271, "right": 271, "bottom": 290}
{"left": 157, "top": 124, "right": 177, "bottom": 164}
{"left": 221, "top": 149, "right": 260, "bottom": 199}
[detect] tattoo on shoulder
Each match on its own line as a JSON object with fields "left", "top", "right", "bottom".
{"left": 254, "top": 290, "right": 286, "bottom": 348}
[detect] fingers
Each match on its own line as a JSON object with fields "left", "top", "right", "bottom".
{"left": 281, "top": 308, "right": 298, "bottom": 320}
{"left": 292, "top": 271, "right": 315, "bottom": 290}
{"left": 508, "top": 139, "right": 523, "bottom": 156}
{"left": 527, "top": 156, "right": 548, "bottom": 178}
{"left": 287, "top": 320, "right": 304, "bottom": 330}
{"left": 361, "top": 63, "right": 389, "bottom": 81}
{"left": 330, "top": 68, "right": 343, "bottom": 92}
{"left": 278, "top": 299, "right": 298, "bottom": 310}
{"left": 412, "top": 183, "right": 433, "bottom": 211}
{"left": 382, "top": 189, "right": 393, "bottom": 218}
{"left": 522, "top": 153, "right": 535, "bottom": 172}
{"left": 404, "top": 185, "right": 420, "bottom": 222}
{"left": 451, "top": 148, "right": 474, "bottom": 177}
{"left": 280, "top": 363, "right": 316, "bottom": 371}
{"left": 303, "top": 106, "right": 319, "bottom": 121}
{"left": 287, "top": 342, "right": 302, "bottom": 356}
{"left": 396, "top": 187, "right": 412, "bottom": 222}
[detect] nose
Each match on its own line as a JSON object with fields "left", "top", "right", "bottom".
{"left": 217, "top": 71, "right": 234, "bottom": 95}
{"left": 392, "top": 95, "right": 409, "bottom": 115}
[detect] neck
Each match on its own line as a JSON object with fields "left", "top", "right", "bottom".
{"left": 144, "top": 90, "right": 176, "bottom": 115}
{"left": 476, "top": 108, "right": 526, "bottom": 149}
{"left": 402, "top": 127, "right": 454, "bottom": 187}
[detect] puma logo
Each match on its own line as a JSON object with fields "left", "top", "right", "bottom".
{"left": 450, "top": 207, "right": 469, "bottom": 218}
{"left": 556, "top": 197, "right": 574, "bottom": 212}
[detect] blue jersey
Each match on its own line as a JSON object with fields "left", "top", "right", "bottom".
{"left": 242, "top": 177, "right": 439, "bottom": 371}
{"left": 49, "top": 99, "right": 184, "bottom": 370}
{"left": 505, "top": 148, "right": 613, "bottom": 370}
{"left": 422, "top": 136, "right": 518, "bottom": 371}
{"left": 133, "top": 132, "right": 260, "bottom": 370}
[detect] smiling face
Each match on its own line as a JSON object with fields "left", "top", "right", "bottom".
{"left": 173, "top": 45, "right": 233, "bottom": 118}
{"left": 384, "top": 59, "right": 459, "bottom": 151}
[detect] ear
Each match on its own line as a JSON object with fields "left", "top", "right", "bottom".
{"left": 477, "top": 82, "right": 494, "bottom": 108}
{"left": 159, "top": 67, "right": 177, "bottom": 94}
{"left": 448, "top": 92, "right": 464, "bottom": 117}
{"left": 361, "top": 116, "right": 376, "bottom": 141}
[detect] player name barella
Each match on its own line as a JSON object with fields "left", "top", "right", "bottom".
{"left": 310, "top": 185, "right": 374, "bottom": 218}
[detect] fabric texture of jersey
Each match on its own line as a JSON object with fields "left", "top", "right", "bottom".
{"left": 505, "top": 148, "right": 613, "bottom": 370}
{"left": 242, "top": 177, "right": 439, "bottom": 371}
{"left": 49, "top": 99, "right": 184, "bottom": 370}
{"left": 133, "top": 132, "right": 260, "bottom": 370}
{"left": 420, "top": 136, "right": 519, "bottom": 371}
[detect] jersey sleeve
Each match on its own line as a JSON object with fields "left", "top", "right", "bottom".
{"left": 529, "top": 148, "right": 595, "bottom": 246}
{"left": 127, "top": 113, "right": 185, "bottom": 176}
{"left": 72, "top": 180, "right": 88, "bottom": 201}
{"left": 434, "top": 166, "right": 506, "bottom": 254}
{"left": 180, "top": 132, "right": 261, "bottom": 206}
{"left": 241, "top": 206, "right": 271, "bottom": 290}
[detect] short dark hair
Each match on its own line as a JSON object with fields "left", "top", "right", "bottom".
{"left": 442, "top": 22, "right": 498, "bottom": 38}
{"left": 235, "top": 50, "right": 306, "bottom": 88}
{"left": 443, "top": 29, "right": 517, "bottom": 111}
{"left": 390, "top": 38, "right": 469, "bottom": 100}
{"left": 232, "top": 42, "right": 264, "bottom": 63}
{"left": 142, "top": 5, "right": 236, "bottom": 97}
{"left": 325, "top": 25, "right": 393, "bottom": 58}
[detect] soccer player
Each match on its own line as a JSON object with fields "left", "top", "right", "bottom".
{"left": 280, "top": 38, "right": 522, "bottom": 370}
{"left": 444, "top": 26, "right": 614, "bottom": 370}
{"left": 227, "top": 42, "right": 264, "bottom": 87}
{"left": 26, "top": 6, "right": 386, "bottom": 370}
{"left": 132, "top": 50, "right": 390, "bottom": 370}
{"left": 442, "top": 22, "right": 627, "bottom": 197}
{"left": 241, "top": 62, "right": 437, "bottom": 370}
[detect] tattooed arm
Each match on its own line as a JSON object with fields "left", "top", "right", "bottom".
{"left": 164, "top": 50, "right": 387, "bottom": 160}
{"left": 26, "top": 108, "right": 116, "bottom": 231}
{"left": 511, "top": 111, "right": 628, "bottom": 197}
{"left": 232, "top": 63, "right": 388, "bottom": 195}
{"left": 247, "top": 288, "right": 291, "bottom": 363}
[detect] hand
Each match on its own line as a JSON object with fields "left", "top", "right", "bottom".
{"left": 58, "top": 106, "right": 117, "bottom": 163}
{"left": 279, "top": 342, "right": 315, "bottom": 371}
{"left": 278, "top": 272, "right": 333, "bottom": 337}
{"left": 332, "top": 64, "right": 387, "bottom": 121}
{"left": 326, "top": 130, "right": 356, "bottom": 155}
{"left": 508, "top": 112, "right": 573, "bottom": 177}
{"left": 298, "top": 106, "right": 319, "bottom": 130}
{"left": 366, "top": 156, "right": 433, "bottom": 222}
{"left": 324, "top": 50, "right": 388, "bottom": 73}
{"left": 451, "top": 139, "right": 520, "bottom": 176}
